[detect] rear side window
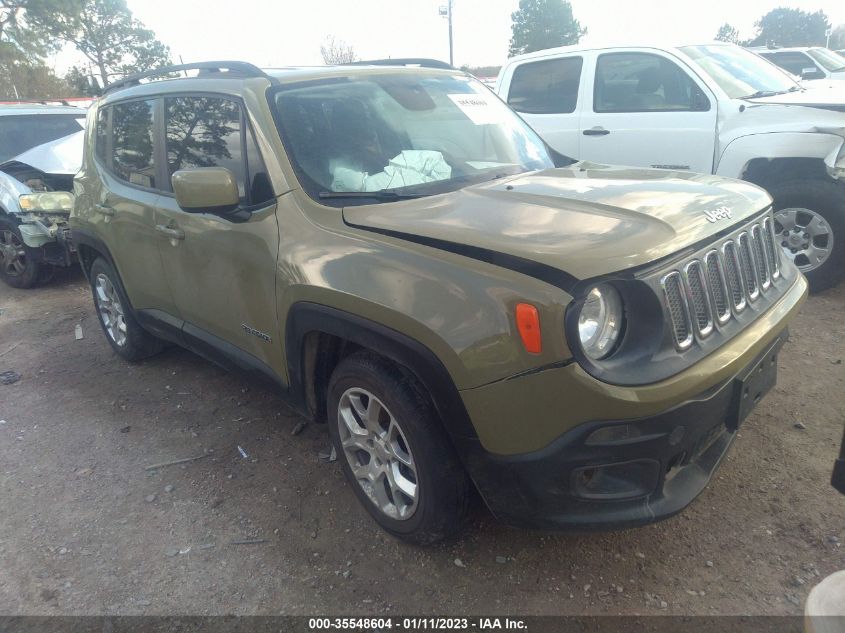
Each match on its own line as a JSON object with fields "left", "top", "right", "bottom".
{"left": 507, "top": 57, "right": 583, "bottom": 114}
{"left": 111, "top": 100, "right": 157, "bottom": 189}
{"left": 594, "top": 53, "right": 709, "bottom": 113}
{"left": 762, "top": 51, "right": 819, "bottom": 76}
{"left": 95, "top": 107, "right": 109, "bottom": 164}
{"left": 164, "top": 96, "right": 272, "bottom": 205}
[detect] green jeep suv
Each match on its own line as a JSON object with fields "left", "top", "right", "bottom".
{"left": 70, "top": 61, "right": 807, "bottom": 544}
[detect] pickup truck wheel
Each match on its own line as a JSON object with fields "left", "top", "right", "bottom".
{"left": 769, "top": 180, "right": 845, "bottom": 292}
{"left": 327, "top": 351, "right": 470, "bottom": 545}
{"left": 89, "top": 257, "right": 164, "bottom": 361}
{"left": 0, "top": 217, "right": 42, "bottom": 289}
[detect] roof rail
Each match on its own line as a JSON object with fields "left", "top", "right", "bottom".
{"left": 346, "top": 58, "right": 455, "bottom": 70}
{"left": 103, "top": 61, "right": 274, "bottom": 95}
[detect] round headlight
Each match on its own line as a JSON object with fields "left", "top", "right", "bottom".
{"left": 577, "top": 284, "right": 624, "bottom": 360}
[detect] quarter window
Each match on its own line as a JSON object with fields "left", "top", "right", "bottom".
{"left": 594, "top": 53, "right": 709, "bottom": 113}
{"left": 507, "top": 57, "right": 583, "bottom": 114}
{"left": 111, "top": 100, "right": 157, "bottom": 188}
{"left": 164, "top": 96, "right": 272, "bottom": 205}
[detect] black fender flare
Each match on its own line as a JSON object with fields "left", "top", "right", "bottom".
{"left": 70, "top": 227, "right": 119, "bottom": 279}
{"left": 285, "top": 302, "right": 478, "bottom": 446}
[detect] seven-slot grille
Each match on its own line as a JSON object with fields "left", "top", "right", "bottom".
{"left": 661, "top": 216, "right": 781, "bottom": 350}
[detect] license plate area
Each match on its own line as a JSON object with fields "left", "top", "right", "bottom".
{"left": 726, "top": 334, "right": 786, "bottom": 431}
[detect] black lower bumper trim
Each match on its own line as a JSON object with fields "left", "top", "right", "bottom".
{"left": 463, "top": 331, "right": 788, "bottom": 530}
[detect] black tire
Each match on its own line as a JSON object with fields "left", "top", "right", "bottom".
{"left": 768, "top": 179, "right": 845, "bottom": 293}
{"left": 88, "top": 257, "right": 165, "bottom": 362}
{"left": 0, "top": 215, "right": 43, "bottom": 289}
{"left": 327, "top": 351, "right": 471, "bottom": 545}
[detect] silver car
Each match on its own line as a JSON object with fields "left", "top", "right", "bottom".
{"left": 0, "top": 104, "right": 85, "bottom": 288}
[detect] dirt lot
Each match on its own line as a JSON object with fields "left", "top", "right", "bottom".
{"left": 0, "top": 268, "right": 843, "bottom": 616}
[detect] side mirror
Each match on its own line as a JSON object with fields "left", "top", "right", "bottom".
{"left": 172, "top": 167, "right": 239, "bottom": 213}
{"left": 801, "top": 67, "right": 824, "bottom": 80}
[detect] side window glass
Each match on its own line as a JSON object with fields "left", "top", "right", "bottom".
{"left": 95, "top": 106, "right": 109, "bottom": 165}
{"left": 507, "top": 57, "right": 583, "bottom": 114}
{"left": 111, "top": 100, "right": 157, "bottom": 188}
{"left": 245, "top": 129, "right": 274, "bottom": 205}
{"left": 164, "top": 96, "right": 247, "bottom": 200}
{"left": 594, "top": 53, "right": 709, "bottom": 113}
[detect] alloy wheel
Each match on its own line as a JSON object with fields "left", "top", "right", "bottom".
{"left": 774, "top": 207, "right": 834, "bottom": 273}
{"left": 0, "top": 229, "right": 27, "bottom": 277}
{"left": 337, "top": 387, "right": 419, "bottom": 520}
{"left": 94, "top": 273, "right": 128, "bottom": 347}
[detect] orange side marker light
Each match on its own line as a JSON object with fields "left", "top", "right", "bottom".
{"left": 515, "top": 303, "right": 542, "bottom": 354}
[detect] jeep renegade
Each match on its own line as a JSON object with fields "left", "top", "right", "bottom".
{"left": 71, "top": 61, "right": 807, "bottom": 544}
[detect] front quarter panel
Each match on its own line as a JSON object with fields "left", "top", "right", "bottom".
{"left": 275, "top": 189, "right": 574, "bottom": 390}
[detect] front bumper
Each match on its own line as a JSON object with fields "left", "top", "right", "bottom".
{"left": 457, "top": 273, "right": 807, "bottom": 530}
{"left": 464, "top": 331, "right": 786, "bottom": 530}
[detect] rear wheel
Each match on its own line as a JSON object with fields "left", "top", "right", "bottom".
{"left": 0, "top": 216, "right": 42, "bottom": 289}
{"left": 89, "top": 257, "right": 164, "bottom": 361}
{"left": 769, "top": 179, "right": 845, "bottom": 292}
{"left": 327, "top": 351, "right": 470, "bottom": 545}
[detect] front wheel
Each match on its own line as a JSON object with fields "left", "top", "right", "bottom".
{"left": 327, "top": 351, "right": 471, "bottom": 545}
{"left": 769, "top": 179, "right": 845, "bottom": 293}
{"left": 0, "top": 216, "right": 43, "bottom": 288}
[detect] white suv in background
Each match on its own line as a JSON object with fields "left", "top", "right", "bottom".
{"left": 495, "top": 42, "right": 845, "bottom": 291}
{"left": 753, "top": 47, "right": 845, "bottom": 82}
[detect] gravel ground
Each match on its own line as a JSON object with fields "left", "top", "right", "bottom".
{"left": 0, "top": 268, "right": 843, "bottom": 616}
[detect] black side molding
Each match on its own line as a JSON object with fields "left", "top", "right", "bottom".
{"left": 344, "top": 222, "right": 580, "bottom": 294}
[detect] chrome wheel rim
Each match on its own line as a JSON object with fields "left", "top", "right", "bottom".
{"left": 774, "top": 207, "right": 834, "bottom": 273}
{"left": 337, "top": 387, "right": 419, "bottom": 520}
{"left": 94, "top": 273, "right": 127, "bottom": 347}
{"left": 0, "top": 230, "right": 26, "bottom": 277}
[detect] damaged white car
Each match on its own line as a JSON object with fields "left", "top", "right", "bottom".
{"left": 496, "top": 42, "right": 845, "bottom": 291}
{"left": 0, "top": 104, "right": 84, "bottom": 288}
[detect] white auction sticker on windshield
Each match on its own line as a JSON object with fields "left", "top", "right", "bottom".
{"left": 447, "top": 94, "right": 511, "bottom": 125}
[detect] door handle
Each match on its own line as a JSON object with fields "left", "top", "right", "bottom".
{"left": 583, "top": 127, "right": 611, "bottom": 136}
{"left": 155, "top": 225, "right": 185, "bottom": 241}
{"left": 94, "top": 203, "right": 115, "bottom": 216}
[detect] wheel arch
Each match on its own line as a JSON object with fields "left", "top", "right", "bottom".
{"left": 71, "top": 228, "right": 118, "bottom": 280}
{"left": 285, "top": 302, "right": 478, "bottom": 448}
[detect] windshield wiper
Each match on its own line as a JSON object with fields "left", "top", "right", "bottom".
{"left": 319, "top": 190, "right": 429, "bottom": 201}
{"left": 741, "top": 90, "right": 782, "bottom": 99}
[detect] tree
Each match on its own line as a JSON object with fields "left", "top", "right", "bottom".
{"left": 0, "top": 49, "right": 72, "bottom": 100}
{"left": 715, "top": 23, "right": 740, "bottom": 44}
{"left": 746, "top": 7, "right": 830, "bottom": 48}
{"left": 44, "top": 0, "right": 170, "bottom": 87}
{"left": 508, "top": 0, "right": 585, "bottom": 57}
{"left": 320, "top": 36, "right": 357, "bottom": 65}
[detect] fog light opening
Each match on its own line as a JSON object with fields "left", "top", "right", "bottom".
{"left": 572, "top": 459, "right": 660, "bottom": 500}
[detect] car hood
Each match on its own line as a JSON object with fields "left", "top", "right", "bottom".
{"left": 342, "top": 163, "right": 772, "bottom": 283}
{"left": 747, "top": 86, "right": 845, "bottom": 111}
{"left": 1, "top": 131, "right": 84, "bottom": 175}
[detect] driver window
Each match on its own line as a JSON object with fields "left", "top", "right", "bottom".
{"left": 595, "top": 53, "right": 710, "bottom": 113}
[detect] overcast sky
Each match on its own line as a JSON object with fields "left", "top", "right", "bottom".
{"left": 51, "top": 0, "right": 845, "bottom": 73}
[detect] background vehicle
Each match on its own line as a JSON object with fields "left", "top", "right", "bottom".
{"left": 496, "top": 42, "right": 845, "bottom": 291}
{"left": 0, "top": 104, "right": 85, "bottom": 288}
{"left": 72, "top": 61, "right": 806, "bottom": 544}
{"left": 751, "top": 46, "right": 845, "bottom": 81}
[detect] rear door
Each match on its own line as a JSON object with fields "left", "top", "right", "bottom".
{"left": 578, "top": 50, "right": 718, "bottom": 173}
{"left": 89, "top": 99, "right": 179, "bottom": 317}
{"left": 501, "top": 54, "right": 585, "bottom": 159}
{"left": 153, "top": 94, "right": 282, "bottom": 371}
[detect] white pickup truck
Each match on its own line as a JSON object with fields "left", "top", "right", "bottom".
{"left": 495, "top": 42, "right": 845, "bottom": 291}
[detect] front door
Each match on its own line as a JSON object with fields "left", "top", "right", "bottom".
{"left": 153, "top": 94, "right": 282, "bottom": 374}
{"left": 578, "top": 50, "right": 718, "bottom": 174}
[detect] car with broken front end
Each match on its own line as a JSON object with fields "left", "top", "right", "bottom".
{"left": 71, "top": 61, "right": 806, "bottom": 543}
{"left": 0, "top": 104, "right": 85, "bottom": 288}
